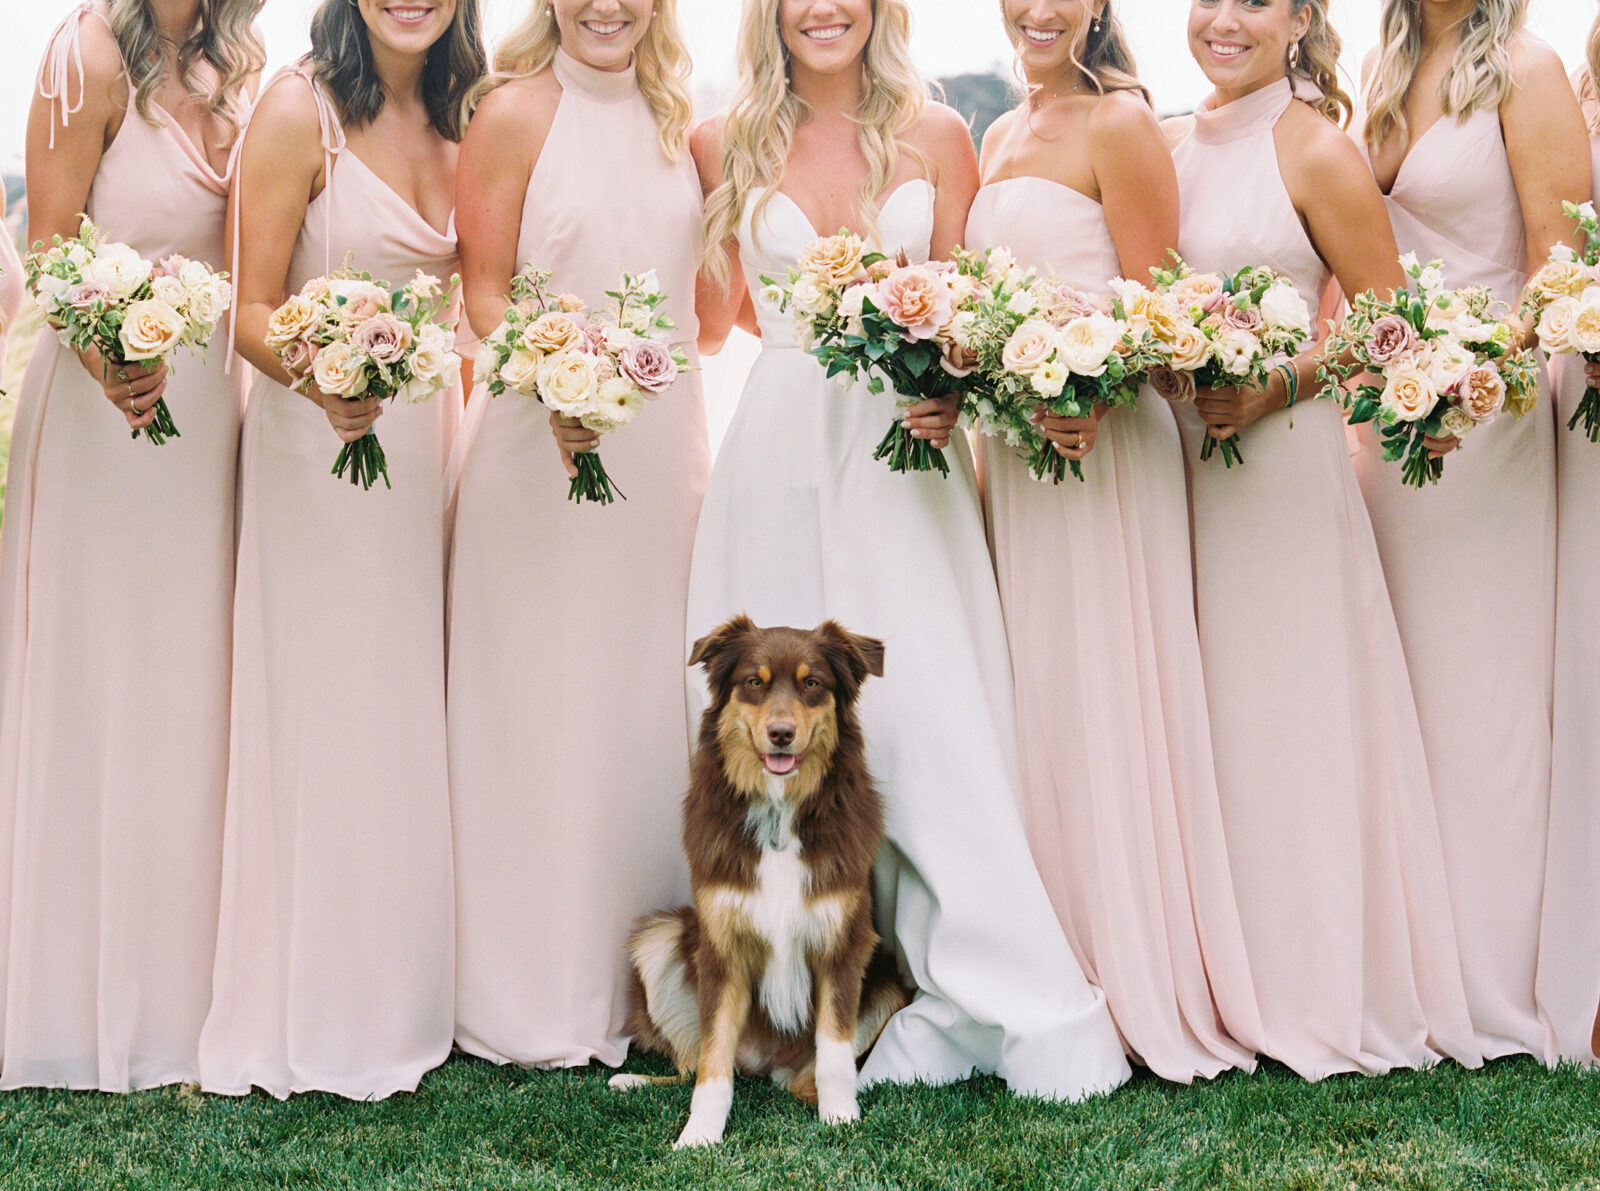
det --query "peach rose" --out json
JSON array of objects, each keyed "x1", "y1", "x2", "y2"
[
  {"x1": 1457, "y1": 363, "x2": 1505, "y2": 423},
  {"x1": 1168, "y1": 324, "x2": 1210, "y2": 371},
  {"x1": 1530, "y1": 258, "x2": 1588, "y2": 302},
  {"x1": 523, "y1": 312, "x2": 584, "y2": 353},
  {"x1": 875, "y1": 265, "x2": 953, "y2": 341},
  {"x1": 1378, "y1": 364, "x2": 1437, "y2": 423},
  {"x1": 797, "y1": 233, "x2": 865, "y2": 288},
  {"x1": 1002, "y1": 320, "x2": 1057, "y2": 376},
  {"x1": 118, "y1": 298, "x2": 186, "y2": 361},
  {"x1": 267, "y1": 295, "x2": 322, "y2": 350},
  {"x1": 557, "y1": 293, "x2": 586, "y2": 314},
  {"x1": 1170, "y1": 272, "x2": 1226, "y2": 315},
  {"x1": 311, "y1": 340, "x2": 369, "y2": 397}
]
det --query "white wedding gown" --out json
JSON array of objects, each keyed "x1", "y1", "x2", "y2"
[{"x1": 684, "y1": 179, "x2": 1130, "y2": 1100}]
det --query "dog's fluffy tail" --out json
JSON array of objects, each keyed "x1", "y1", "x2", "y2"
[{"x1": 621, "y1": 907, "x2": 703, "y2": 1074}]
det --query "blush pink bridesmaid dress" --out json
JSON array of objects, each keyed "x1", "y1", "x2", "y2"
[
  {"x1": 1171, "y1": 77, "x2": 1480, "y2": 1079},
  {"x1": 447, "y1": 50, "x2": 708, "y2": 1069},
  {"x1": 0, "y1": 229, "x2": 22, "y2": 363},
  {"x1": 197, "y1": 68, "x2": 459, "y2": 1100},
  {"x1": 0, "y1": 4, "x2": 244, "y2": 1090},
  {"x1": 1354, "y1": 105, "x2": 1554, "y2": 1061},
  {"x1": 964, "y1": 178, "x2": 1261, "y2": 1082},
  {"x1": 1533, "y1": 122, "x2": 1600, "y2": 1066}
]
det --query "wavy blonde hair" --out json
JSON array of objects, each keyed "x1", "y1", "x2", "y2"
[
  {"x1": 1363, "y1": 0, "x2": 1525, "y2": 151},
  {"x1": 1581, "y1": 7, "x2": 1600, "y2": 132},
  {"x1": 480, "y1": 0, "x2": 692, "y2": 159},
  {"x1": 1000, "y1": 0, "x2": 1148, "y2": 103},
  {"x1": 109, "y1": 0, "x2": 264, "y2": 146},
  {"x1": 701, "y1": 0, "x2": 929, "y2": 290},
  {"x1": 1290, "y1": 0, "x2": 1351, "y2": 127}
]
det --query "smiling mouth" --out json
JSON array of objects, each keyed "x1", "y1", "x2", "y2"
[
  {"x1": 582, "y1": 19, "x2": 629, "y2": 36},
  {"x1": 1207, "y1": 41, "x2": 1250, "y2": 59},
  {"x1": 384, "y1": 5, "x2": 433, "y2": 26},
  {"x1": 803, "y1": 24, "x2": 849, "y2": 43},
  {"x1": 1022, "y1": 26, "x2": 1064, "y2": 46}
]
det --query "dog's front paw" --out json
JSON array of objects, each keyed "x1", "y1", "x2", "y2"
[
  {"x1": 818, "y1": 1091, "x2": 860, "y2": 1126},
  {"x1": 673, "y1": 1121, "x2": 726, "y2": 1149},
  {"x1": 608, "y1": 1073, "x2": 652, "y2": 1093}
]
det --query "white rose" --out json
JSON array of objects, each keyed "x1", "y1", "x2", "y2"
[
  {"x1": 536, "y1": 349, "x2": 599, "y2": 415},
  {"x1": 790, "y1": 276, "x2": 827, "y2": 317},
  {"x1": 1214, "y1": 328, "x2": 1259, "y2": 377},
  {"x1": 499, "y1": 347, "x2": 544, "y2": 394},
  {"x1": 177, "y1": 259, "x2": 216, "y2": 293},
  {"x1": 1258, "y1": 282, "x2": 1311, "y2": 336},
  {"x1": 1441, "y1": 405, "x2": 1475, "y2": 439},
  {"x1": 409, "y1": 323, "x2": 454, "y2": 385},
  {"x1": 1569, "y1": 293, "x2": 1600, "y2": 354},
  {"x1": 150, "y1": 275, "x2": 188, "y2": 309},
  {"x1": 1378, "y1": 363, "x2": 1437, "y2": 422},
  {"x1": 1420, "y1": 340, "x2": 1474, "y2": 391},
  {"x1": 1537, "y1": 296, "x2": 1580, "y2": 352},
  {"x1": 186, "y1": 279, "x2": 230, "y2": 328},
  {"x1": 1006, "y1": 288, "x2": 1037, "y2": 317},
  {"x1": 117, "y1": 298, "x2": 186, "y2": 361},
  {"x1": 83, "y1": 242, "x2": 153, "y2": 300},
  {"x1": 1055, "y1": 312, "x2": 1121, "y2": 377}
]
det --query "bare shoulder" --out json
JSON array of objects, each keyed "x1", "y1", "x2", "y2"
[
  {"x1": 690, "y1": 114, "x2": 728, "y2": 189},
  {"x1": 468, "y1": 71, "x2": 561, "y2": 144},
  {"x1": 912, "y1": 99, "x2": 976, "y2": 154},
  {"x1": 1087, "y1": 89, "x2": 1161, "y2": 146},
  {"x1": 241, "y1": 72, "x2": 327, "y2": 173},
  {"x1": 1507, "y1": 33, "x2": 1568, "y2": 89},
  {"x1": 57, "y1": 7, "x2": 127, "y2": 104},
  {"x1": 1278, "y1": 103, "x2": 1377, "y2": 204}
]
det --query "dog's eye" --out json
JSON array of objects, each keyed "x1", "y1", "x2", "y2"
[
  {"x1": 802, "y1": 677, "x2": 821, "y2": 690},
  {"x1": 746, "y1": 676, "x2": 764, "y2": 689}
]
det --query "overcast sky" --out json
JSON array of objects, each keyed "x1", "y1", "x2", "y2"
[{"x1": 2, "y1": 0, "x2": 1595, "y2": 168}]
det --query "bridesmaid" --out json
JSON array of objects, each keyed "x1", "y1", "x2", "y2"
[
  {"x1": 686, "y1": 0, "x2": 1129, "y2": 1106},
  {"x1": 0, "y1": 0, "x2": 261, "y2": 1091},
  {"x1": 199, "y1": 0, "x2": 483, "y2": 1099},
  {"x1": 1357, "y1": 0, "x2": 1588, "y2": 1060},
  {"x1": 1535, "y1": 10, "x2": 1600, "y2": 1066},
  {"x1": 1171, "y1": 0, "x2": 1479, "y2": 1078},
  {"x1": 963, "y1": 0, "x2": 1260, "y2": 1082},
  {"x1": 448, "y1": 0, "x2": 708, "y2": 1068}
]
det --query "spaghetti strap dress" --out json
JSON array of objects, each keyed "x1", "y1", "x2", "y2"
[
  {"x1": 1355, "y1": 105, "x2": 1554, "y2": 1060},
  {"x1": 0, "y1": 3, "x2": 243, "y2": 1091},
  {"x1": 964, "y1": 177, "x2": 1262, "y2": 1082},
  {"x1": 447, "y1": 49, "x2": 709, "y2": 1069},
  {"x1": 1171, "y1": 78, "x2": 1480, "y2": 1079},
  {"x1": 197, "y1": 68, "x2": 460, "y2": 1100}
]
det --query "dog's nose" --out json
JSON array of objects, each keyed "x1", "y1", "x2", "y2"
[{"x1": 766, "y1": 721, "x2": 796, "y2": 749}]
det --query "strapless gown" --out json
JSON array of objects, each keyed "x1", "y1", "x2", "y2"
[{"x1": 684, "y1": 178, "x2": 1130, "y2": 1101}]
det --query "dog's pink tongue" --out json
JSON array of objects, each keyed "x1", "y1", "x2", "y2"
[{"x1": 763, "y1": 753, "x2": 799, "y2": 776}]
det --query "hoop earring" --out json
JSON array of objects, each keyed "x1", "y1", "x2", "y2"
[{"x1": 1288, "y1": 40, "x2": 1301, "y2": 69}]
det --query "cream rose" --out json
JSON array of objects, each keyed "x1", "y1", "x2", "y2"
[
  {"x1": 267, "y1": 296, "x2": 323, "y2": 349},
  {"x1": 1378, "y1": 364, "x2": 1437, "y2": 422},
  {"x1": 151, "y1": 275, "x2": 188, "y2": 310},
  {"x1": 536, "y1": 349, "x2": 599, "y2": 415},
  {"x1": 797, "y1": 233, "x2": 865, "y2": 288},
  {"x1": 1531, "y1": 258, "x2": 1588, "y2": 302},
  {"x1": 1441, "y1": 405, "x2": 1475, "y2": 439},
  {"x1": 1537, "y1": 297, "x2": 1579, "y2": 352},
  {"x1": 1258, "y1": 282, "x2": 1311, "y2": 336},
  {"x1": 186, "y1": 278, "x2": 231, "y2": 327},
  {"x1": 499, "y1": 347, "x2": 544, "y2": 393},
  {"x1": 1168, "y1": 325, "x2": 1210, "y2": 371},
  {"x1": 311, "y1": 340, "x2": 369, "y2": 397},
  {"x1": 1002, "y1": 320, "x2": 1057, "y2": 376},
  {"x1": 523, "y1": 312, "x2": 584, "y2": 353},
  {"x1": 1056, "y1": 312, "x2": 1120, "y2": 377},
  {"x1": 1420, "y1": 340, "x2": 1474, "y2": 392},
  {"x1": 84, "y1": 242, "x2": 153, "y2": 300},
  {"x1": 118, "y1": 298, "x2": 186, "y2": 361},
  {"x1": 1568, "y1": 297, "x2": 1600, "y2": 354}
]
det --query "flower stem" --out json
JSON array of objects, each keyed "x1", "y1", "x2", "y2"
[{"x1": 872, "y1": 421, "x2": 950, "y2": 476}]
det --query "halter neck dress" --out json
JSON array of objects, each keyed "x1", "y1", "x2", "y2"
[
  {"x1": 1534, "y1": 114, "x2": 1600, "y2": 1065},
  {"x1": 685, "y1": 176, "x2": 1130, "y2": 1101},
  {"x1": 0, "y1": 3, "x2": 244, "y2": 1091},
  {"x1": 447, "y1": 50, "x2": 709, "y2": 1069},
  {"x1": 964, "y1": 175, "x2": 1261, "y2": 1082},
  {"x1": 1356, "y1": 102, "x2": 1554, "y2": 1061},
  {"x1": 1171, "y1": 77, "x2": 1479, "y2": 1079},
  {"x1": 197, "y1": 67, "x2": 460, "y2": 1100}
]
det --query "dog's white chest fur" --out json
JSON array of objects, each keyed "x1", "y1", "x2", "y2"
[{"x1": 709, "y1": 780, "x2": 845, "y2": 1034}]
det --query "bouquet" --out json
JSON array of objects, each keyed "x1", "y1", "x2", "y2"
[
  {"x1": 762, "y1": 232, "x2": 973, "y2": 477},
  {"x1": 267, "y1": 268, "x2": 459, "y2": 490},
  {"x1": 26, "y1": 216, "x2": 232, "y2": 444},
  {"x1": 1321, "y1": 253, "x2": 1536, "y2": 487},
  {"x1": 1520, "y1": 200, "x2": 1600, "y2": 441},
  {"x1": 1142, "y1": 258, "x2": 1314, "y2": 466},
  {"x1": 476, "y1": 268, "x2": 689, "y2": 505},
  {"x1": 962, "y1": 247, "x2": 1162, "y2": 483}
]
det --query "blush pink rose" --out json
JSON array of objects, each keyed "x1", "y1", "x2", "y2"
[
  {"x1": 1222, "y1": 300, "x2": 1264, "y2": 335},
  {"x1": 350, "y1": 312, "x2": 415, "y2": 365},
  {"x1": 619, "y1": 339, "x2": 679, "y2": 394},
  {"x1": 875, "y1": 265, "x2": 954, "y2": 341},
  {"x1": 280, "y1": 336, "x2": 318, "y2": 379},
  {"x1": 1364, "y1": 314, "x2": 1418, "y2": 367},
  {"x1": 1457, "y1": 362, "x2": 1506, "y2": 423},
  {"x1": 67, "y1": 281, "x2": 111, "y2": 310}
]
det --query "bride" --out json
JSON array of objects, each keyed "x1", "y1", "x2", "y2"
[{"x1": 685, "y1": 0, "x2": 1130, "y2": 1108}]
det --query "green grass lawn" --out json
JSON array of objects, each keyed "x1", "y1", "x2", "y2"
[{"x1": 1, "y1": 1053, "x2": 1597, "y2": 1189}]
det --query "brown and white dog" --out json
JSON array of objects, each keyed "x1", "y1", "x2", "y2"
[{"x1": 607, "y1": 615, "x2": 908, "y2": 1148}]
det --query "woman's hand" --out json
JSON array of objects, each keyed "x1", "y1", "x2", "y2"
[
  {"x1": 77, "y1": 343, "x2": 166, "y2": 431},
  {"x1": 1194, "y1": 377, "x2": 1279, "y2": 441},
  {"x1": 1584, "y1": 358, "x2": 1600, "y2": 390},
  {"x1": 318, "y1": 389, "x2": 383, "y2": 443},
  {"x1": 902, "y1": 395, "x2": 958, "y2": 449},
  {"x1": 1422, "y1": 431, "x2": 1460, "y2": 459},
  {"x1": 550, "y1": 409, "x2": 598, "y2": 479},
  {"x1": 1034, "y1": 403, "x2": 1104, "y2": 461}
]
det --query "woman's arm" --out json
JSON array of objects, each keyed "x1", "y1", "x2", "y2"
[
  {"x1": 1503, "y1": 38, "x2": 1591, "y2": 287},
  {"x1": 924, "y1": 101, "x2": 979, "y2": 261},
  {"x1": 456, "y1": 76, "x2": 557, "y2": 341},
  {"x1": 691, "y1": 116, "x2": 747, "y2": 356},
  {"x1": 1093, "y1": 90, "x2": 1179, "y2": 284}
]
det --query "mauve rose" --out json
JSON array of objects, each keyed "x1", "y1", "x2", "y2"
[
  {"x1": 1365, "y1": 314, "x2": 1418, "y2": 367},
  {"x1": 876, "y1": 265, "x2": 954, "y2": 341},
  {"x1": 1148, "y1": 364, "x2": 1196, "y2": 403},
  {"x1": 351, "y1": 312, "x2": 414, "y2": 365},
  {"x1": 619, "y1": 339, "x2": 679, "y2": 393},
  {"x1": 280, "y1": 336, "x2": 317, "y2": 378},
  {"x1": 940, "y1": 337, "x2": 979, "y2": 378},
  {"x1": 67, "y1": 281, "x2": 111, "y2": 310},
  {"x1": 1221, "y1": 300, "x2": 1264, "y2": 335}
]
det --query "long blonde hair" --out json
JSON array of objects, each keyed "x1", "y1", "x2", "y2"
[
  {"x1": 1000, "y1": 0, "x2": 1148, "y2": 103},
  {"x1": 110, "y1": 0, "x2": 264, "y2": 146},
  {"x1": 1290, "y1": 0, "x2": 1351, "y2": 127},
  {"x1": 1363, "y1": 0, "x2": 1526, "y2": 151},
  {"x1": 1581, "y1": 6, "x2": 1600, "y2": 132},
  {"x1": 701, "y1": 0, "x2": 929, "y2": 290},
  {"x1": 482, "y1": 0, "x2": 692, "y2": 160}
]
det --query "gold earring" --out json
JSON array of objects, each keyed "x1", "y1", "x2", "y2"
[{"x1": 1288, "y1": 40, "x2": 1301, "y2": 68}]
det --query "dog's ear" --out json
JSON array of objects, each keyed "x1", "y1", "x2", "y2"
[
  {"x1": 815, "y1": 620, "x2": 886, "y2": 689},
  {"x1": 689, "y1": 614, "x2": 757, "y2": 697}
]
